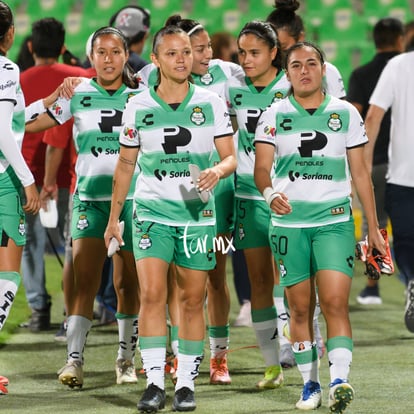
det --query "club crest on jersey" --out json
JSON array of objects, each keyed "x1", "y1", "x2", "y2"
[
  {"x1": 273, "y1": 91, "x2": 284, "y2": 102},
  {"x1": 76, "y1": 214, "x2": 89, "y2": 230},
  {"x1": 51, "y1": 102, "x2": 63, "y2": 116},
  {"x1": 191, "y1": 106, "x2": 206, "y2": 125},
  {"x1": 18, "y1": 218, "x2": 25, "y2": 236},
  {"x1": 327, "y1": 113, "x2": 342, "y2": 131},
  {"x1": 200, "y1": 72, "x2": 213, "y2": 85},
  {"x1": 138, "y1": 234, "x2": 152, "y2": 250}
]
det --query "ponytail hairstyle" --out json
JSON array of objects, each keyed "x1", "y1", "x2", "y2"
[
  {"x1": 238, "y1": 20, "x2": 282, "y2": 70},
  {"x1": 164, "y1": 14, "x2": 205, "y2": 38},
  {"x1": 91, "y1": 26, "x2": 139, "y2": 89},
  {"x1": 152, "y1": 24, "x2": 192, "y2": 85},
  {"x1": 0, "y1": 1, "x2": 13, "y2": 54},
  {"x1": 266, "y1": 0, "x2": 304, "y2": 43}
]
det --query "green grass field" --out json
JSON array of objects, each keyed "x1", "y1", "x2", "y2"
[{"x1": 0, "y1": 254, "x2": 413, "y2": 413}]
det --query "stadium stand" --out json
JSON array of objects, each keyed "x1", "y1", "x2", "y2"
[{"x1": 7, "y1": 0, "x2": 414, "y2": 88}]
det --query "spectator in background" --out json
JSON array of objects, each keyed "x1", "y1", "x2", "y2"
[
  {"x1": 211, "y1": 31, "x2": 238, "y2": 63},
  {"x1": 365, "y1": 47, "x2": 414, "y2": 334},
  {"x1": 19, "y1": 17, "x2": 91, "y2": 332},
  {"x1": 109, "y1": 5, "x2": 150, "y2": 72},
  {"x1": 347, "y1": 17, "x2": 404, "y2": 305},
  {"x1": 15, "y1": 35, "x2": 34, "y2": 71},
  {"x1": 404, "y1": 20, "x2": 414, "y2": 51}
]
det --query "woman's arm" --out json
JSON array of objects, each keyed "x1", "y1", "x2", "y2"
[
  {"x1": 348, "y1": 145, "x2": 386, "y2": 255},
  {"x1": 254, "y1": 142, "x2": 291, "y2": 215},
  {"x1": 104, "y1": 145, "x2": 139, "y2": 248},
  {"x1": 25, "y1": 112, "x2": 58, "y2": 133}
]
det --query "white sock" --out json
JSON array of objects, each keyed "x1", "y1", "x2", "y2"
[
  {"x1": 66, "y1": 315, "x2": 92, "y2": 364},
  {"x1": 116, "y1": 315, "x2": 138, "y2": 361}
]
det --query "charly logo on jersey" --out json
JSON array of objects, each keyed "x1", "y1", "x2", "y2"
[
  {"x1": 191, "y1": 106, "x2": 206, "y2": 126},
  {"x1": 138, "y1": 234, "x2": 152, "y2": 250},
  {"x1": 18, "y1": 218, "x2": 25, "y2": 236},
  {"x1": 76, "y1": 214, "x2": 89, "y2": 230},
  {"x1": 327, "y1": 113, "x2": 342, "y2": 131},
  {"x1": 200, "y1": 72, "x2": 213, "y2": 85},
  {"x1": 51, "y1": 102, "x2": 63, "y2": 116}
]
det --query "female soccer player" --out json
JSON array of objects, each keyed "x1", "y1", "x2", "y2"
[
  {"x1": 254, "y1": 41, "x2": 386, "y2": 413},
  {"x1": 0, "y1": 0, "x2": 40, "y2": 395},
  {"x1": 225, "y1": 20, "x2": 290, "y2": 388},
  {"x1": 104, "y1": 25, "x2": 236, "y2": 412},
  {"x1": 25, "y1": 26, "x2": 141, "y2": 389},
  {"x1": 139, "y1": 14, "x2": 244, "y2": 385}
]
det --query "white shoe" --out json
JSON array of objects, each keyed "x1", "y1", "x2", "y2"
[
  {"x1": 328, "y1": 378, "x2": 354, "y2": 413},
  {"x1": 296, "y1": 380, "x2": 322, "y2": 410},
  {"x1": 58, "y1": 360, "x2": 83, "y2": 389},
  {"x1": 233, "y1": 300, "x2": 252, "y2": 327},
  {"x1": 115, "y1": 359, "x2": 137, "y2": 384}
]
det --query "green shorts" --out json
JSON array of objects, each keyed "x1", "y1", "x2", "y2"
[
  {"x1": 270, "y1": 219, "x2": 355, "y2": 287},
  {"x1": 214, "y1": 175, "x2": 235, "y2": 235},
  {"x1": 71, "y1": 193, "x2": 133, "y2": 252},
  {"x1": 132, "y1": 219, "x2": 217, "y2": 271},
  {"x1": 234, "y1": 197, "x2": 271, "y2": 249},
  {"x1": 0, "y1": 169, "x2": 26, "y2": 246}
]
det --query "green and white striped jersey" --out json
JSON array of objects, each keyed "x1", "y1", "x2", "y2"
[
  {"x1": 119, "y1": 83, "x2": 233, "y2": 226},
  {"x1": 48, "y1": 78, "x2": 141, "y2": 201},
  {"x1": 0, "y1": 56, "x2": 25, "y2": 170},
  {"x1": 255, "y1": 94, "x2": 367, "y2": 227},
  {"x1": 226, "y1": 72, "x2": 290, "y2": 199}
]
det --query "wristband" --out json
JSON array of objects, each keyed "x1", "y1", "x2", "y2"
[{"x1": 263, "y1": 186, "x2": 281, "y2": 206}]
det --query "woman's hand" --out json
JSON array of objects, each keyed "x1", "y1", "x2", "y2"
[{"x1": 22, "y1": 183, "x2": 40, "y2": 214}]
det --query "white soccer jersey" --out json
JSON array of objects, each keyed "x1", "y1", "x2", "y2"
[
  {"x1": 255, "y1": 94, "x2": 367, "y2": 227},
  {"x1": 0, "y1": 56, "x2": 25, "y2": 170},
  {"x1": 226, "y1": 72, "x2": 290, "y2": 199},
  {"x1": 369, "y1": 51, "x2": 414, "y2": 187},
  {"x1": 48, "y1": 78, "x2": 141, "y2": 201},
  {"x1": 119, "y1": 83, "x2": 233, "y2": 226},
  {"x1": 324, "y1": 61, "x2": 346, "y2": 99}
]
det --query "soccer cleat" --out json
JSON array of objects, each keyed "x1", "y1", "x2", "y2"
[
  {"x1": 115, "y1": 359, "x2": 138, "y2": 385},
  {"x1": 172, "y1": 386, "x2": 196, "y2": 412},
  {"x1": 328, "y1": 378, "x2": 354, "y2": 413},
  {"x1": 295, "y1": 380, "x2": 322, "y2": 410},
  {"x1": 210, "y1": 357, "x2": 232, "y2": 385},
  {"x1": 0, "y1": 376, "x2": 8, "y2": 395},
  {"x1": 256, "y1": 365, "x2": 284, "y2": 389},
  {"x1": 404, "y1": 280, "x2": 414, "y2": 333},
  {"x1": 137, "y1": 383, "x2": 166, "y2": 413},
  {"x1": 355, "y1": 229, "x2": 394, "y2": 280},
  {"x1": 279, "y1": 343, "x2": 296, "y2": 368},
  {"x1": 57, "y1": 360, "x2": 83, "y2": 389}
]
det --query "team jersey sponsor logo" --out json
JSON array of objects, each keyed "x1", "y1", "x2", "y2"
[
  {"x1": 327, "y1": 113, "x2": 342, "y2": 131},
  {"x1": 190, "y1": 106, "x2": 206, "y2": 126},
  {"x1": 0, "y1": 79, "x2": 16, "y2": 90},
  {"x1": 51, "y1": 102, "x2": 63, "y2": 116},
  {"x1": 200, "y1": 72, "x2": 213, "y2": 85},
  {"x1": 264, "y1": 125, "x2": 276, "y2": 136},
  {"x1": 288, "y1": 170, "x2": 333, "y2": 182},
  {"x1": 122, "y1": 126, "x2": 137, "y2": 140},
  {"x1": 90, "y1": 146, "x2": 119, "y2": 157}
]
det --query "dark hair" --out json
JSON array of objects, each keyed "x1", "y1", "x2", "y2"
[
  {"x1": 373, "y1": 17, "x2": 404, "y2": 49},
  {"x1": 164, "y1": 14, "x2": 205, "y2": 37},
  {"x1": 238, "y1": 20, "x2": 282, "y2": 69},
  {"x1": 0, "y1": 1, "x2": 13, "y2": 45},
  {"x1": 283, "y1": 41, "x2": 325, "y2": 70},
  {"x1": 16, "y1": 35, "x2": 34, "y2": 71},
  {"x1": 266, "y1": 0, "x2": 304, "y2": 42},
  {"x1": 405, "y1": 20, "x2": 414, "y2": 51},
  {"x1": 31, "y1": 18, "x2": 65, "y2": 58},
  {"x1": 91, "y1": 26, "x2": 139, "y2": 89}
]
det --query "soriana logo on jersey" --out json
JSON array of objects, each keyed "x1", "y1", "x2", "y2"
[{"x1": 51, "y1": 102, "x2": 63, "y2": 116}]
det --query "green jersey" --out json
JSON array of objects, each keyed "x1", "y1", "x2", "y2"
[
  {"x1": 255, "y1": 94, "x2": 367, "y2": 227},
  {"x1": 48, "y1": 78, "x2": 141, "y2": 201},
  {"x1": 119, "y1": 83, "x2": 233, "y2": 226}
]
